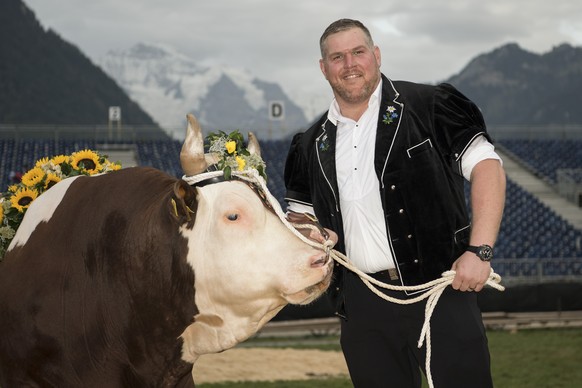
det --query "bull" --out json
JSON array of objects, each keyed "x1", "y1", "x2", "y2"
[{"x1": 0, "y1": 115, "x2": 333, "y2": 387}]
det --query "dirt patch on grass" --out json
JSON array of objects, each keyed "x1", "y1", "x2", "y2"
[{"x1": 193, "y1": 348, "x2": 349, "y2": 383}]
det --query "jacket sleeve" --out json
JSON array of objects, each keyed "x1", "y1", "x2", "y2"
[
  {"x1": 284, "y1": 132, "x2": 313, "y2": 207},
  {"x1": 433, "y1": 83, "x2": 492, "y2": 174}
]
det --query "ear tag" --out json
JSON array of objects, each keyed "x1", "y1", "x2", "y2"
[{"x1": 171, "y1": 198, "x2": 179, "y2": 217}]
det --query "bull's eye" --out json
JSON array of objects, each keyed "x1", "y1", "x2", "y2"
[{"x1": 226, "y1": 213, "x2": 239, "y2": 221}]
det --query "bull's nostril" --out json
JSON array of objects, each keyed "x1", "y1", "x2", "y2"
[{"x1": 311, "y1": 253, "x2": 329, "y2": 268}]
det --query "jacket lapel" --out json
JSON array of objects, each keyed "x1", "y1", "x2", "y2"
[
  {"x1": 315, "y1": 118, "x2": 340, "y2": 205},
  {"x1": 375, "y1": 76, "x2": 404, "y2": 180}
]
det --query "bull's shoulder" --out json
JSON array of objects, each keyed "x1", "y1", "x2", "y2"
[{"x1": 7, "y1": 175, "x2": 82, "y2": 250}]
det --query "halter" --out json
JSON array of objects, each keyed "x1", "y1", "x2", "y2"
[
  {"x1": 183, "y1": 168, "x2": 332, "y2": 257},
  {"x1": 183, "y1": 169, "x2": 276, "y2": 215}
]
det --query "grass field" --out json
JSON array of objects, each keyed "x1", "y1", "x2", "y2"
[{"x1": 198, "y1": 327, "x2": 582, "y2": 388}]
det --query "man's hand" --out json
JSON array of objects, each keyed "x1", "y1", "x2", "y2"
[
  {"x1": 286, "y1": 211, "x2": 338, "y2": 246},
  {"x1": 451, "y1": 252, "x2": 491, "y2": 292}
]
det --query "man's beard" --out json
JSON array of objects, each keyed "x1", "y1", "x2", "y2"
[{"x1": 330, "y1": 73, "x2": 380, "y2": 105}]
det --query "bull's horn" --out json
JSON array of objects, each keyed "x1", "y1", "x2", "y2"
[
  {"x1": 247, "y1": 132, "x2": 261, "y2": 157},
  {"x1": 180, "y1": 114, "x2": 208, "y2": 176}
]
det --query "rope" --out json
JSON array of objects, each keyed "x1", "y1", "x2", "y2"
[
  {"x1": 183, "y1": 169, "x2": 505, "y2": 388},
  {"x1": 291, "y1": 223, "x2": 505, "y2": 388}
]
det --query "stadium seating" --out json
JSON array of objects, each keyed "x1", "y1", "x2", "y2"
[
  {"x1": 499, "y1": 139, "x2": 582, "y2": 184},
  {"x1": 1, "y1": 138, "x2": 581, "y2": 279}
]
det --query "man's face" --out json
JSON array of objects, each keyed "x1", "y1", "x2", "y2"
[{"x1": 319, "y1": 28, "x2": 381, "y2": 106}]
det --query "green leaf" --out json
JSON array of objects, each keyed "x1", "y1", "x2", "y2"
[
  {"x1": 224, "y1": 166, "x2": 232, "y2": 180},
  {"x1": 257, "y1": 165, "x2": 267, "y2": 181}
]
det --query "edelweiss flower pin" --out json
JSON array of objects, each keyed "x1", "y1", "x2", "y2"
[{"x1": 382, "y1": 105, "x2": 399, "y2": 125}]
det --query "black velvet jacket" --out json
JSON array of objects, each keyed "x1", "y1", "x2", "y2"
[{"x1": 284, "y1": 75, "x2": 491, "y2": 312}]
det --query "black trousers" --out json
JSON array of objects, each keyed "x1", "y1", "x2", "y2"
[{"x1": 340, "y1": 270, "x2": 493, "y2": 388}]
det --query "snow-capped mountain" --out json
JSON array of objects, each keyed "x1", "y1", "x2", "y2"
[{"x1": 98, "y1": 43, "x2": 308, "y2": 140}]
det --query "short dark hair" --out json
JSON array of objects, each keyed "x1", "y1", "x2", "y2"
[{"x1": 319, "y1": 19, "x2": 374, "y2": 57}]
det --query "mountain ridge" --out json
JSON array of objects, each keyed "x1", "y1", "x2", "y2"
[
  {"x1": 0, "y1": 0, "x2": 162, "y2": 131},
  {"x1": 3, "y1": 0, "x2": 582, "y2": 138},
  {"x1": 445, "y1": 42, "x2": 582, "y2": 125},
  {"x1": 98, "y1": 43, "x2": 309, "y2": 140}
]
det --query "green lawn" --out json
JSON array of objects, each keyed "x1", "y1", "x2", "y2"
[
  {"x1": 198, "y1": 328, "x2": 582, "y2": 388},
  {"x1": 489, "y1": 328, "x2": 582, "y2": 388}
]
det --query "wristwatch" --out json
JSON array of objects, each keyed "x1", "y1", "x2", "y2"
[{"x1": 466, "y1": 244, "x2": 493, "y2": 261}]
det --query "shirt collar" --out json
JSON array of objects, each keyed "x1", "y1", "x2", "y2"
[{"x1": 327, "y1": 79, "x2": 383, "y2": 125}]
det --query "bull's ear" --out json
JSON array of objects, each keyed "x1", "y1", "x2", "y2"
[
  {"x1": 247, "y1": 132, "x2": 261, "y2": 157},
  {"x1": 170, "y1": 180, "x2": 198, "y2": 225}
]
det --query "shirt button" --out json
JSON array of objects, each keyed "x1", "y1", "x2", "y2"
[
  {"x1": 407, "y1": 234, "x2": 413, "y2": 239},
  {"x1": 414, "y1": 259, "x2": 419, "y2": 264},
  {"x1": 391, "y1": 185, "x2": 396, "y2": 190},
  {"x1": 399, "y1": 209, "x2": 404, "y2": 214}
]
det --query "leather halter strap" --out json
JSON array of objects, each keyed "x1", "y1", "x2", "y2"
[{"x1": 190, "y1": 174, "x2": 276, "y2": 215}]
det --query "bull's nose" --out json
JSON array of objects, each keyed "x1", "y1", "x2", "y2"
[{"x1": 310, "y1": 251, "x2": 329, "y2": 268}]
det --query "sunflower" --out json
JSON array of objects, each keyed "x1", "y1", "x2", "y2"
[
  {"x1": 21, "y1": 167, "x2": 45, "y2": 187},
  {"x1": 35, "y1": 157, "x2": 50, "y2": 168},
  {"x1": 44, "y1": 173, "x2": 62, "y2": 190},
  {"x1": 71, "y1": 149, "x2": 102, "y2": 174},
  {"x1": 0, "y1": 203, "x2": 4, "y2": 222},
  {"x1": 10, "y1": 187, "x2": 39, "y2": 213},
  {"x1": 51, "y1": 155, "x2": 70, "y2": 165}
]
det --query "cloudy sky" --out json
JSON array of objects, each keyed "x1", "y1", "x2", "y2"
[{"x1": 25, "y1": 0, "x2": 582, "y2": 118}]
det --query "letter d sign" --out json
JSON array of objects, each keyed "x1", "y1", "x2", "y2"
[{"x1": 269, "y1": 101, "x2": 285, "y2": 121}]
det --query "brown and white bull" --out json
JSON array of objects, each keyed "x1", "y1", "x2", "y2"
[{"x1": 0, "y1": 115, "x2": 333, "y2": 387}]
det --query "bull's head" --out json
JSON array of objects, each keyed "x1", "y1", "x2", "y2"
[{"x1": 177, "y1": 114, "x2": 333, "y2": 363}]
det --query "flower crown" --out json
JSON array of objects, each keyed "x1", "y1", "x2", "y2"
[
  {"x1": 206, "y1": 130, "x2": 267, "y2": 181},
  {"x1": 0, "y1": 149, "x2": 122, "y2": 259}
]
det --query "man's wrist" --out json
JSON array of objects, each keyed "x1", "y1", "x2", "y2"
[{"x1": 466, "y1": 244, "x2": 493, "y2": 261}]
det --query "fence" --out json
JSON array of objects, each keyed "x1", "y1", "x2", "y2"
[
  {"x1": 494, "y1": 258, "x2": 582, "y2": 286},
  {"x1": 488, "y1": 124, "x2": 582, "y2": 140}
]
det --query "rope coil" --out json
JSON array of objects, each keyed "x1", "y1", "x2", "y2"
[{"x1": 292, "y1": 223, "x2": 505, "y2": 388}]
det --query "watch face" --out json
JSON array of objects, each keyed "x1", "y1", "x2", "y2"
[{"x1": 479, "y1": 245, "x2": 493, "y2": 261}]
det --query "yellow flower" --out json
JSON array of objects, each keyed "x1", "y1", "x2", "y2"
[
  {"x1": 21, "y1": 167, "x2": 45, "y2": 187},
  {"x1": 71, "y1": 149, "x2": 102, "y2": 174},
  {"x1": 8, "y1": 185, "x2": 18, "y2": 193},
  {"x1": 35, "y1": 157, "x2": 50, "y2": 168},
  {"x1": 0, "y1": 203, "x2": 3, "y2": 222},
  {"x1": 101, "y1": 158, "x2": 121, "y2": 171},
  {"x1": 225, "y1": 141, "x2": 236, "y2": 154},
  {"x1": 51, "y1": 155, "x2": 69, "y2": 165},
  {"x1": 44, "y1": 173, "x2": 62, "y2": 189},
  {"x1": 235, "y1": 156, "x2": 246, "y2": 171},
  {"x1": 10, "y1": 187, "x2": 39, "y2": 212}
]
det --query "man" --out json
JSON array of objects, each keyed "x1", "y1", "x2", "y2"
[{"x1": 284, "y1": 19, "x2": 506, "y2": 387}]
